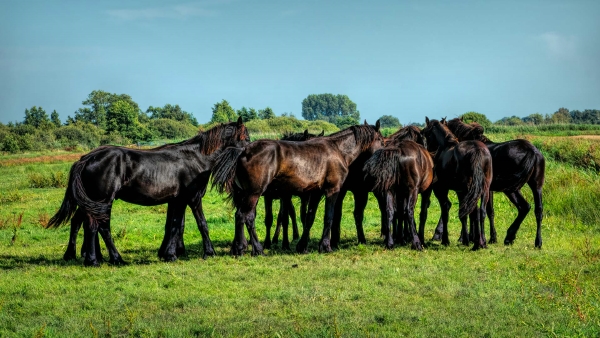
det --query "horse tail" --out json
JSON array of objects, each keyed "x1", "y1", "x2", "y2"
[
  {"x1": 211, "y1": 147, "x2": 244, "y2": 194},
  {"x1": 70, "y1": 159, "x2": 111, "y2": 224},
  {"x1": 46, "y1": 162, "x2": 80, "y2": 228},
  {"x1": 363, "y1": 148, "x2": 402, "y2": 193},
  {"x1": 460, "y1": 147, "x2": 490, "y2": 218}
]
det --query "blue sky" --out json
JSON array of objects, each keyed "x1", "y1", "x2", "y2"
[{"x1": 1, "y1": 0, "x2": 599, "y2": 125}]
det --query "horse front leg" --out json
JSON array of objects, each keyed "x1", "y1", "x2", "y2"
[
  {"x1": 353, "y1": 189, "x2": 369, "y2": 246},
  {"x1": 296, "y1": 192, "x2": 322, "y2": 254},
  {"x1": 279, "y1": 196, "x2": 292, "y2": 251},
  {"x1": 486, "y1": 192, "x2": 497, "y2": 243},
  {"x1": 158, "y1": 202, "x2": 186, "y2": 262},
  {"x1": 319, "y1": 192, "x2": 340, "y2": 253},
  {"x1": 263, "y1": 196, "x2": 274, "y2": 249},
  {"x1": 375, "y1": 191, "x2": 394, "y2": 249},
  {"x1": 287, "y1": 197, "x2": 300, "y2": 240},
  {"x1": 418, "y1": 186, "x2": 432, "y2": 244},
  {"x1": 190, "y1": 198, "x2": 215, "y2": 259},
  {"x1": 330, "y1": 189, "x2": 347, "y2": 249},
  {"x1": 433, "y1": 187, "x2": 451, "y2": 246},
  {"x1": 503, "y1": 191, "x2": 531, "y2": 246}
]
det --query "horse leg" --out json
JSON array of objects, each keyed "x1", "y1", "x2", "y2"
[
  {"x1": 353, "y1": 190, "x2": 369, "y2": 245},
  {"x1": 418, "y1": 186, "x2": 432, "y2": 244},
  {"x1": 288, "y1": 197, "x2": 299, "y2": 240},
  {"x1": 158, "y1": 202, "x2": 186, "y2": 261},
  {"x1": 175, "y1": 212, "x2": 186, "y2": 258},
  {"x1": 190, "y1": 199, "x2": 215, "y2": 259},
  {"x1": 97, "y1": 215, "x2": 126, "y2": 265},
  {"x1": 296, "y1": 192, "x2": 322, "y2": 254},
  {"x1": 375, "y1": 191, "x2": 394, "y2": 249},
  {"x1": 503, "y1": 191, "x2": 531, "y2": 246},
  {"x1": 319, "y1": 192, "x2": 340, "y2": 253},
  {"x1": 263, "y1": 197, "x2": 274, "y2": 249},
  {"x1": 243, "y1": 197, "x2": 264, "y2": 256},
  {"x1": 406, "y1": 188, "x2": 423, "y2": 251},
  {"x1": 65, "y1": 208, "x2": 84, "y2": 261},
  {"x1": 487, "y1": 192, "x2": 497, "y2": 244},
  {"x1": 331, "y1": 189, "x2": 347, "y2": 249},
  {"x1": 82, "y1": 216, "x2": 101, "y2": 267},
  {"x1": 531, "y1": 183, "x2": 543, "y2": 248},
  {"x1": 280, "y1": 198, "x2": 291, "y2": 251},
  {"x1": 433, "y1": 187, "x2": 451, "y2": 246}
]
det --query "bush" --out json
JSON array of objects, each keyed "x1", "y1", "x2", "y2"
[
  {"x1": 147, "y1": 119, "x2": 198, "y2": 140},
  {"x1": 0, "y1": 131, "x2": 20, "y2": 153},
  {"x1": 28, "y1": 171, "x2": 69, "y2": 188},
  {"x1": 54, "y1": 123, "x2": 102, "y2": 149}
]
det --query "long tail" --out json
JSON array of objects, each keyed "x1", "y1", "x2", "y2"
[
  {"x1": 211, "y1": 147, "x2": 244, "y2": 195},
  {"x1": 460, "y1": 148, "x2": 490, "y2": 218},
  {"x1": 363, "y1": 149, "x2": 403, "y2": 193},
  {"x1": 46, "y1": 162, "x2": 80, "y2": 228}
]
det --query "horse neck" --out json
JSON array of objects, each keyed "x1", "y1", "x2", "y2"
[
  {"x1": 182, "y1": 131, "x2": 223, "y2": 156},
  {"x1": 330, "y1": 129, "x2": 368, "y2": 166},
  {"x1": 432, "y1": 126, "x2": 458, "y2": 152}
]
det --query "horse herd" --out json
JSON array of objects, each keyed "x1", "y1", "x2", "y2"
[{"x1": 47, "y1": 116, "x2": 545, "y2": 266}]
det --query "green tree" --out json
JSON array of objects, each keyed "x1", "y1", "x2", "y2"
[
  {"x1": 23, "y1": 106, "x2": 51, "y2": 129},
  {"x1": 237, "y1": 107, "x2": 258, "y2": 122},
  {"x1": 301, "y1": 94, "x2": 360, "y2": 127},
  {"x1": 50, "y1": 110, "x2": 61, "y2": 127},
  {"x1": 523, "y1": 113, "x2": 544, "y2": 125},
  {"x1": 258, "y1": 107, "x2": 276, "y2": 120},
  {"x1": 378, "y1": 115, "x2": 401, "y2": 128},
  {"x1": 550, "y1": 107, "x2": 571, "y2": 124},
  {"x1": 146, "y1": 104, "x2": 198, "y2": 125},
  {"x1": 210, "y1": 99, "x2": 237, "y2": 124},
  {"x1": 74, "y1": 90, "x2": 141, "y2": 129},
  {"x1": 106, "y1": 100, "x2": 146, "y2": 142},
  {"x1": 461, "y1": 112, "x2": 492, "y2": 129},
  {"x1": 496, "y1": 116, "x2": 524, "y2": 126}
]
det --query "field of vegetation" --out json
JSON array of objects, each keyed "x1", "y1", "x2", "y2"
[{"x1": 1, "y1": 130, "x2": 599, "y2": 337}]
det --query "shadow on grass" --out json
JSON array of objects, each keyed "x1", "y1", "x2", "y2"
[{"x1": 0, "y1": 254, "x2": 80, "y2": 270}]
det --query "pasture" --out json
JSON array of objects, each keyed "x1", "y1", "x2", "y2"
[{"x1": 0, "y1": 134, "x2": 599, "y2": 337}]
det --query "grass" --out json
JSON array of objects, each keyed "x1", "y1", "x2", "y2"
[{"x1": 0, "y1": 144, "x2": 599, "y2": 337}]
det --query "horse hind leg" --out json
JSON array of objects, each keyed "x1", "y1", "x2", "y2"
[
  {"x1": 158, "y1": 202, "x2": 186, "y2": 262},
  {"x1": 503, "y1": 191, "x2": 531, "y2": 246},
  {"x1": 532, "y1": 185, "x2": 543, "y2": 248},
  {"x1": 486, "y1": 192, "x2": 497, "y2": 243},
  {"x1": 64, "y1": 208, "x2": 84, "y2": 261},
  {"x1": 97, "y1": 216, "x2": 126, "y2": 265},
  {"x1": 406, "y1": 188, "x2": 423, "y2": 251},
  {"x1": 296, "y1": 192, "x2": 322, "y2": 254},
  {"x1": 263, "y1": 197, "x2": 274, "y2": 249},
  {"x1": 190, "y1": 199, "x2": 215, "y2": 259}
]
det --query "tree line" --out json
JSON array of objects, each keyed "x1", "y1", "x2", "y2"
[{"x1": 1, "y1": 89, "x2": 597, "y2": 154}]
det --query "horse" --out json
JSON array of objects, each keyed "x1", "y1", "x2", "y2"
[
  {"x1": 263, "y1": 129, "x2": 324, "y2": 250},
  {"x1": 211, "y1": 122, "x2": 383, "y2": 256},
  {"x1": 432, "y1": 117, "x2": 545, "y2": 248},
  {"x1": 363, "y1": 128, "x2": 434, "y2": 250},
  {"x1": 421, "y1": 118, "x2": 493, "y2": 250},
  {"x1": 47, "y1": 117, "x2": 250, "y2": 266}
]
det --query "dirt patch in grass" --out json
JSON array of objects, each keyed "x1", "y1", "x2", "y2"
[
  {"x1": 568, "y1": 135, "x2": 600, "y2": 140},
  {"x1": 0, "y1": 153, "x2": 84, "y2": 167}
]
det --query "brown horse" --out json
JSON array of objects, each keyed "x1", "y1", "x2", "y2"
[
  {"x1": 437, "y1": 117, "x2": 545, "y2": 247},
  {"x1": 47, "y1": 118, "x2": 250, "y2": 266},
  {"x1": 263, "y1": 129, "x2": 324, "y2": 250},
  {"x1": 364, "y1": 126, "x2": 434, "y2": 250},
  {"x1": 421, "y1": 118, "x2": 493, "y2": 250},
  {"x1": 211, "y1": 122, "x2": 383, "y2": 255}
]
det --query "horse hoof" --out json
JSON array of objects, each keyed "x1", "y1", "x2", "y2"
[
  {"x1": 535, "y1": 239, "x2": 542, "y2": 249},
  {"x1": 263, "y1": 241, "x2": 272, "y2": 250},
  {"x1": 84, "y1": 260, "x2": 100, "y2": 267},
  {"x1": 431, "y1": 233, "x2": 443, "y2": 241},
  {"x1": 161, "y1": 254, "x2": 177, "y2": 262},
  {"x1": 203, "y1": 249, "x2": 215, "y2": 259},
  {"x1": 109, "y1": 258, "x2": 128, "y2": 266},
  {"x1": 504, "y1": 238, "x2": 514, "y2": 246},
  {"x1": 318, "y1": 244, "x2": 333, "y2": 253},
  {"x1": 282, "y1": 243, "x2": 291, "y2": 251},
  {"x1": 63, "y1": 252, "x2": 77, "y2": 261},
  {"x1": 488, "y1": 237, "x2": 497, "y2": 244}
]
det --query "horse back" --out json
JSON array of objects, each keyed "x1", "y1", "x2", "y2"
[{"x1": 487, "y1": 139, "x2": 543, "y2": 191}]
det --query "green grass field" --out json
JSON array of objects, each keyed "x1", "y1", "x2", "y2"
[{"x1": 0, "y1": 140, "x2": 599, "y2": 337}]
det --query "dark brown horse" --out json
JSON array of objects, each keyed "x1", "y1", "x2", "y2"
[
  {"x1": 363, "y1": 127, "x2": 434, "y2": 250},
  {"x1": 211, "y1": 122, "x2": 383, "y2": 255},
  {"x1": 434, "y1": 117, "x2": 545, "y2": 247},
  {"x1": 328, "y1": 125, "x2": 428, "y2": 249},
  {"x1": 263, "y1": 129, "x2": 324, "y2": 250},
  {"x1": 421, "y1": 118, "x2": 493, "y2": 250},
  {"x1": 47, "y1": 118, "x2": 250, "y2": 266}
]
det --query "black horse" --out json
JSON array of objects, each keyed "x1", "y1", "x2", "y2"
[
  {"x1": 432, "y1": 117, "x2": 545, "y2": 248},
  {"x1": 47, "y1": 118, "x2": 250, "y2": 266},
  {"x1": 211, "y1": 122, "x2": 383, "y2": 256},
  {"x1": 421, "y1": 118, "x2": 493, "y2": 250},
  {"x1": 263, "y1": 129, "x2": 324, "y2": 250},
  {"x1": 363, "y1": 127, "x2": 434, "y2": 250}
]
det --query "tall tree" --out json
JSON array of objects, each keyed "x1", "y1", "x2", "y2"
[
  {"x1": 50, "y1": 110, "x2": 61, "y2": 127},
  {"x1": 106, "y1": 100, "x2": 145, "y2": 141},
  {"x1": 210, "y1": 100, "x2": 237, "y2": 124},
  {"x1": 523, "y1": 113, "x2": 544, "y2": 125},
  {"x1": 461, "y1": 112, "x2": 492, "y2": 129},
  {"x1": 258, "y1": 107, "x2": 275, "y2": 120},
  {"x1": 74, "y1": 90, "x2": 141, "y2": 129},
  {"x1": 146, "y1": 104, "x2": 198, "y2": 125},
  {"x1": 550, "y1": 107, "x2": 571, "y2": 124},
  {"x1": 378, "y1": 115, "x2": 401, "y2": 128},
  {"x1": 237, "y1": 106, "x2": 258, "y2": 122},
  {"x1": 23, "y1": 106, "x2": 51, "y2": 128},
  {"x1": 301, "y1": 94, "x2": 360, "y2": 127}
]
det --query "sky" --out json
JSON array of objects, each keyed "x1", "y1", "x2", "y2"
[{"x1": 1, "y1": 0, "x2": 599, "y2": 125}]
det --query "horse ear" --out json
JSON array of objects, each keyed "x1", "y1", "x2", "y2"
[
  {"x1": 425, "y1": 117, "x2": 430, "y2": 125},
  {"x1": 364, "y1": 119, "x2": 368, "y2": 126},
  {"x1": 375, "y1": 119, "x2": 381, "y2": 131},
  {"x1": 237, "y1": 116, "x2": 243, "y2": 126},
  {"x1": 441, "y1": 117, "x2": 447, "y2": 124},
  {"x1": 319, "y1": 130, "x2": 325, "y2": 136},
  {"x1": 304, "y1": 129, "x2": 309, "y2": 137}
]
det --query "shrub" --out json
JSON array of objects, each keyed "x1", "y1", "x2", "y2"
[
  {"x1": 28, "y1": 170, "x2": 69, "y2": 188},
  {"x1": 147, "y1": 119, "x2": 198, "y2": 140}
]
